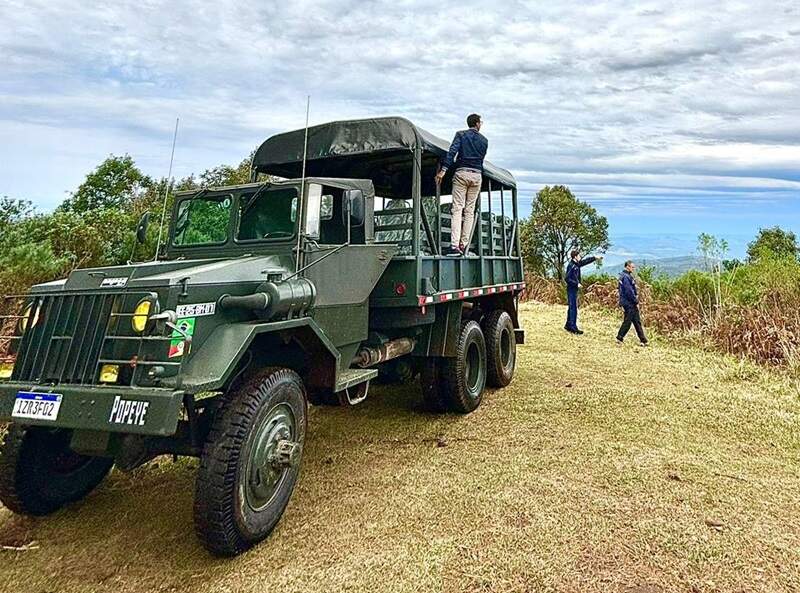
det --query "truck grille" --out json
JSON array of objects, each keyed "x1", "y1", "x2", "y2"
[{"x1": 9, "y1": 292, "x2": 153, "y2": 385}]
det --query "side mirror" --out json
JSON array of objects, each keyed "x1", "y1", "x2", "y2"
[
  {"x1": 344, "y1": 190, "x2": 365, "y2": 226},
  {"x1": 136, "y1": 212, "x2": 151, "y2": 244}
]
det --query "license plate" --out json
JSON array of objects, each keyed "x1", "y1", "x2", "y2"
[{"x1": 12, "y1": 391, "x2": 62, "y2": 421}]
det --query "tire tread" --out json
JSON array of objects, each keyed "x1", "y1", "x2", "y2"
[
  {"x1": 483, "y1": 310, "x2": 516, "y2": 388},
  {"x1": 194, "y1": 367, "x2": 305, "y2": 556}
]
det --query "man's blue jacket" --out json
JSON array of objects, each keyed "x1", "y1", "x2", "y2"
[
  {"x1": 565, "y1": 256, "x2": 597, "y2": 289},
  {"x1": 441, "y1": 128, "x2": 488, "y2": 173},
  {"x1": 618, "y1": 270, "x2": 639, "y2": 307}
]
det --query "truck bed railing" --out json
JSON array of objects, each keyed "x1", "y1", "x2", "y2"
[{"x1": 375, "y1": 204, "x2": 517, "y2": 257}]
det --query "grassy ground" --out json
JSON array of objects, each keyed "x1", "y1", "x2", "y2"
[{"x1": 1, "y1": 303, "x2": 798, "y2": 593}]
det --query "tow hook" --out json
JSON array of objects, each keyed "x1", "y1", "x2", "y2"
[{"x1": 268, "y1": 440, "x2": 302, "y2": 469}]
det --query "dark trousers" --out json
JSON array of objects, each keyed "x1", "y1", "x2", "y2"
[
  {"x1": 565, "y1": 285, "x2": 579, "y2": 330},
  {"x1": 618, "y1": 305, "x2": 647, "y2": 343}
]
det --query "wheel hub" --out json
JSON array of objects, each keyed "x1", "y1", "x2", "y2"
[
  {"x1": 244, "y1": 404, "x2": 297, "y2": 511},
  {"x1": 268, "y1": 439, "x2": 302, "y2": 469}
]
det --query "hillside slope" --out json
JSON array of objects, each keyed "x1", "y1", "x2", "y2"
[
  {"x1": 1, "y1": 303, "x2": 798, "y2": 593},
  {"x1": 606, "y1": 255, "x2": 714, "y2": 277}
]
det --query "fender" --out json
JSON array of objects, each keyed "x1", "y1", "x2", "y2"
[{"x1": 179, "y1": 317, "x2": 341, "y2": 392}]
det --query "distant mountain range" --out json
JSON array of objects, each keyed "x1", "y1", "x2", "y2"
[
  {"x1": 593, "y1": 233, "x2": 746, "y2": 277},
  {"x1": 605, "y1": 256, "x2": 715, "y2": 277}
]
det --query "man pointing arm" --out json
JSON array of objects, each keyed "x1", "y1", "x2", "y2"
[{"x1": 564, "y1": 249, "x2": 603, "y2": 335}]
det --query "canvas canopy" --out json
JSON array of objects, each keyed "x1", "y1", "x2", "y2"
[{"x1": 253, "y1": 117, "x2": 516, "y2": 199}]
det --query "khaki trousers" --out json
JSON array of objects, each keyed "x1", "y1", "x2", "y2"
[{"x1": 451, "y1": 169, "x2": 482, "y2": 249}]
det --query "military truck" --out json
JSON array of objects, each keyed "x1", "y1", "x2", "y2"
[{"x1": 0, "y1": 117, "x2": 524, "y2": 556}]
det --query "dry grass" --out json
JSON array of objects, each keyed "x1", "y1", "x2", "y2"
[
  {"x1": 1, "y1": 303, "x2": 799, "y2": 593},
  {"x1": 522, "y1": 274, "x2": 564, "y2": 305},
  {"x1": 708, "y1": 299, "x2": 800, "y2": 369},
  {"x1": 572, "y1": 277, "x2": 800, "y2": 368}
]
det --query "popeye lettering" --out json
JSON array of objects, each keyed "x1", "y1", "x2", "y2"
[{"x1": 108, "y1": 396, "x2": 150, "y2": 426}]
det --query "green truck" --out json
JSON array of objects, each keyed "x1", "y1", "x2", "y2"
[{"x1": 0, "y1": 117, "x2": 524, "y2": 555}]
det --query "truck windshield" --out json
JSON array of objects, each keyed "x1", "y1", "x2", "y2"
[
  {"x1": 173, "y1": 194, "x2": 232, "y2": 246},
  {"x1": 237, "y1": 187, "x2": 298, "y2": 241}
]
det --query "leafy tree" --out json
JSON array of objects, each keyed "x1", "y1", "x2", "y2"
[
  {"x1": 521, "y1": 185, "x2": 609, "y2": 279},
  {"x1": 697, "y1": 233, "x2": 728, "y2": 314},
  {"x1": 747, "y1": 226, "x2": 799, "y2": 261},
  {"x1": 697, "y1": 233, "x2": 728, "y2": 270},
  {"x1": 177, "y1": 154, "x2": 254, "y2": 191},
  {"x1": 0, "y1": 242, "x2": 70, "y2": 296},
  {"x1": 10, "y1": 208, "x2": 133, "y2": 270},
  {"x1": 61, "y1": 155, "x2": 153, "y2": 213},
  {"x1": 0, "y1": 197, "x2": 33, "y2": 230},
  {"x1": 722, "y1": 258, "x2": 743, "y2": 272},
  {"x1": 519, "y1": 220, "x2": 546, "y2": 276},
  {"x1": 0, "y1": 150, "x2": 269, "y2": 301},
  {"x1": 173, "y1": 196, "x2": 232, "y2": 246}
]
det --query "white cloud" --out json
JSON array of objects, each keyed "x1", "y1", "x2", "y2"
[{"x1": 0, "y1": 0, "x2": 798, "y2": 214}]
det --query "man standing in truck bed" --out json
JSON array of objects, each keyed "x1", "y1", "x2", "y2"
[{"x1": 435, "y1": 114, "x2": 488, "y2": 256}]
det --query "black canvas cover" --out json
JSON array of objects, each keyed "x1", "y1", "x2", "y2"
[{"x1": 253, "y1": 117, "x2": 516, "y2": 198}]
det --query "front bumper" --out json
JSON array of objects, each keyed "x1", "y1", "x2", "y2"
[{"x1": 0, "y1": 382, "x2": 184, "y2": 437}]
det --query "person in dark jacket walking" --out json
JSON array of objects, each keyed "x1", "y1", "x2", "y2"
[
  {"x1": 617, "y1": 260, "x2": 648, "y2": 345},
  {"x1": 564, "y1": 249, "x2": 603, "y2": 334},
  {"x1": 435, "y1": 114, "x2": 488, "y2": 256}
]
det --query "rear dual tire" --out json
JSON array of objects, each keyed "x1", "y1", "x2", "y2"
[
  {"x1": 483, "y1": 310, "x2": 516, "y2": 388},
  {"x1": 421, "y1": 320, "x2": 487, "y2": 414}
]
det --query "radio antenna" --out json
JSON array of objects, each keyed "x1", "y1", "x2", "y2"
[
  {"x1": 295, "y1": 96, "x2": 311, "y2": 273},
  {"x1": 154, "y1": 117, "x2": 180, "y2": 261}
]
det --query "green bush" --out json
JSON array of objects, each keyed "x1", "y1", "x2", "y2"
[
  {"x1": 581, "y1": 273, "x2": 614, "y2": 290},
  {"x1": 671, "y1": 270, "x2": 716, "y2": 312},
  {"x1": 635, "y1": 266, "x2": 676, "y2": 301},
  {"x1": 724, "y1": 254, "x2": 800, "y2": 306},
  {"x1": 0, "y1": 242, "x2": 69, "y2": 296}
]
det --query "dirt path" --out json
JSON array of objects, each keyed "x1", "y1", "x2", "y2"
[{"x1": 1, "y1": 303, "x2": 798, "y2": 593}]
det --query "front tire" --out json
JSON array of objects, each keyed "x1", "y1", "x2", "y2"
[
  {"x1": 0, "y1": 425, "x2": 113, "y2": 516},
  {"x1": 194, "y1": 367, "x2": 307, "y2": 556},
  {"x1": 483, "y1": 310, "x2": 517, "y2": 387},
  {"x1": 420, "y1": 320, "x2": 487, "y2": 414}
]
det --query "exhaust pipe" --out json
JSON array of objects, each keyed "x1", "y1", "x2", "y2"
[{"x1": 353, "y1": 337, "x2": 416, "y2": 368}]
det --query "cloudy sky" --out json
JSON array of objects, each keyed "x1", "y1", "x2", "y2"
[{"x1": 1, "y1": 0, "x2": 799, "y2": 259}]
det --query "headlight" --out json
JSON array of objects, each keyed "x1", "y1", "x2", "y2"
[
  {"x1": 99, "y1": 364, "x2": 119, "y2": 383},
  {"x1": 132, "y1": 299, "x2": 153, "y2": 333},
  {"x1": 0, "y1": 361, "x2": 14, "y2": 379}
]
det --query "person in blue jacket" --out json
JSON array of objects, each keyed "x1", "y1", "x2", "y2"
[
  {"x1": 617, "y1": 260, "x2": 648, "y2": 345},
  {"x1": 564, "y1": 249, "x2": 603, "y2": 334},
  {"x1": 435, "y1": 114, "x2": 488, "y2": 256}
]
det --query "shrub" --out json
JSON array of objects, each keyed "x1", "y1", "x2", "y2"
[
  {"x1": 0, "y1": 242, "x2": 69, "y2": 298},
  {"x1": 671, "y1": 270, "x2": 717, "y2": 316},
  {"x1": 710, "y1": 298, "x2": 800, "y2": 367},
  {"x1": 724, "y1": 254, "x2": 800, "y2": 307}
]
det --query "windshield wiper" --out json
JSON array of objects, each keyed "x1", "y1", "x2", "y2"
[{"x1": 241, "y1": 183, "x2": 271, "y2": 215}]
